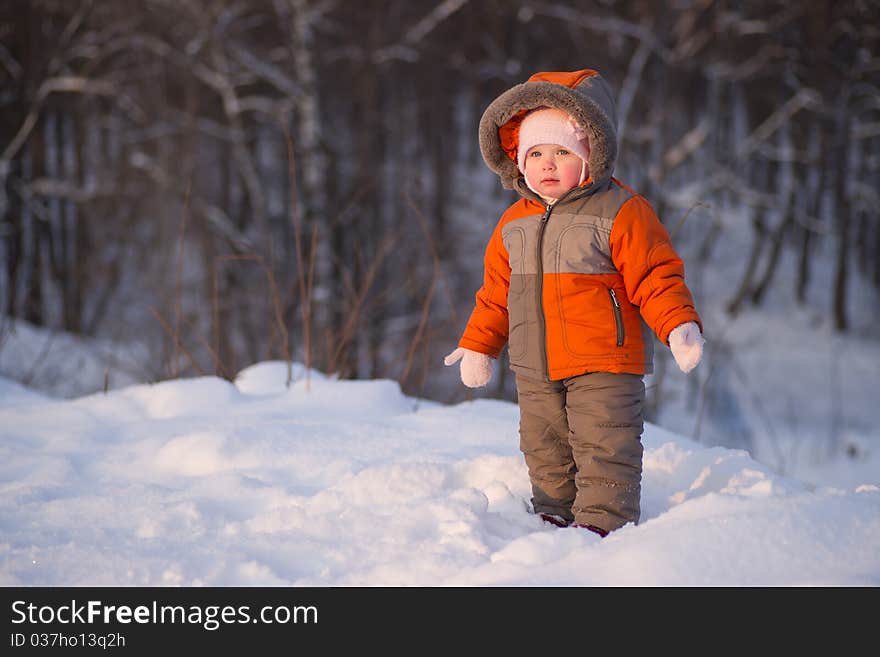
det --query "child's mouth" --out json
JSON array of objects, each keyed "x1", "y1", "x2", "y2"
[{"x1": 541, "y1": 178, "x2": 559, "y2": 184}]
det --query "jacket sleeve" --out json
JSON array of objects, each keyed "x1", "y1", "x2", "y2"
[
  {"x1": 458, "y1": 220, "x2": 510, "y2": 358},
  {"x1": 609, "y1": 195, "x2": 703, "y2": 345}
]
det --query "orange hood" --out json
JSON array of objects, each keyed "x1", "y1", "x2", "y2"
[{"x1": 478, "y1": 69, "x2": 619, "y2": 198}]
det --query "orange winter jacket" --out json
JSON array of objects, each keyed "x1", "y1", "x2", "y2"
[{"x1": 459, "y1": 69, "x2": 702, "y2": 380}]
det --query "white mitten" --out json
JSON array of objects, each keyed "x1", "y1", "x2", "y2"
[
  {"x1": 668, "y1": 322, "x2": 705, "y2": 373},
  {"x1": 443, "y1": 347, "x2": 493, "y2": 388}
]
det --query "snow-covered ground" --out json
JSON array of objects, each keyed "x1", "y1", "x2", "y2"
[
  {"x1": 645, "y1": 192, "x2": 880, "y2": 491},
  {"x1": 0, "y1": 317, "x2": 146, "y2": 398},
  {"x1": 1, "y1": 361, "x2": 878, "y2": 586}
]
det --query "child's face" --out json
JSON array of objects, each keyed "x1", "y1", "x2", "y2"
[{"x1": 523, "y1": 144, "x2": 587, "y2": 200}]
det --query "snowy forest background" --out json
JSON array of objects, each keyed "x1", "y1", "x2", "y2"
[{"x1": 1, "y1": 0, "x2": 878, "y2": 484}]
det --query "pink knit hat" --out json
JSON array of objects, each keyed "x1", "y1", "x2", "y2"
[{"x1": 516, "y1": 107, "x2": 591, "y2": 174}]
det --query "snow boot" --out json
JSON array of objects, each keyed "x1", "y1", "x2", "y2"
[
  {"x1": 539, "y1": 513, "x2": 572, "y2": 528},
  {"x1": 573, "y1": 524, "x2": 608, "y2": 538},
  {"x1": 540, "y1": 513, "x2": 607, "y2": 537}
]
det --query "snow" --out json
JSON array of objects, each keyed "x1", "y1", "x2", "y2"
[
  {"x1": 0, "y1": 318, "x2": 145, "y2": 398},
  {"x1": 645, "y1": 301, "x2": 880, "y2": 491},
  {"x1": 2, "y1": 361, "x2": 878, "y2": 586}
]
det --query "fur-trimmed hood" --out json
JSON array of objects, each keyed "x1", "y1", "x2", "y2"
[{"x1": 479, "y1": 69, "x2": 618, "y2": 198}]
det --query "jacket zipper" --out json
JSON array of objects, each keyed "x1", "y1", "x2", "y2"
[
  {"x1": 536, "y1": 203, "x2": 554, "y2": 378},
  {"x1": 609, "y1": 288, "x2": 625, "y2": 347}
]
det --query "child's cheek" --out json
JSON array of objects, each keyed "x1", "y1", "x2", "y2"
[
  {"x1": 561, "y1": 161, "x2": 582, "y2": 188},
  {"x1": 524, "y1": 162, "x2": 542, "y2": 188}
]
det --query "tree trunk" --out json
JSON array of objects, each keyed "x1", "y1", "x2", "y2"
[
  {"x1": 832, "y1": 103, "x2": 851, "y2": 332},
  {"x1": 726, "y1": 205, "x2": 766, "y2": 317},
  {"x1": 289, "y1": 0, "x2": 334, "y2": 372},
  {"x1": 796, "y1": 121, "x2": 825, "y2": 304}
]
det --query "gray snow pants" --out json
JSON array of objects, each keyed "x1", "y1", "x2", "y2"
[{"x1": 515, "y1": 371, "x2": 645, "y2": 534}]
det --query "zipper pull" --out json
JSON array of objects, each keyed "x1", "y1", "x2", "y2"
[{"x1": 609, "y1": 288, "x2": 621, "y2": 308}]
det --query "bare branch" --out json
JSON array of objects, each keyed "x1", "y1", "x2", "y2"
[
  {"x1": 2, "y1": 76, "x2": 144, "y2": 163},
  {"x1": 26, "y1": 177, "x2": 116, "y2": 203},
  {"x1": 617, "y1": 39, "x2": 652, "y2": 146},
  {"x1": 706, "y1": 43, "x2": 789, "y2": 81},
  {"x1": 374, "y1": 0, "x2": 470, "y2": 64},
  {"x1": 523, "y1": 1, "x2": 676, "y2": 62},
  {"x1": 663, "y1": 118, "x2": 710, "y2": 169},
  {"x1": 0, "y1": 39, "x2": 22, "y2": 79},
  {"x1": 128, "y1": 150, "x2": 255, "y2": 253},
  {"x1": 229, "y1": 43, "x2": 302, "y2": 97},
  {"x1": 736, "y1": 88, "x2": 822, "y2": 159}
]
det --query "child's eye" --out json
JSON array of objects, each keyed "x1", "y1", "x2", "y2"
[
  {"x1": 529, "y1": 150, "x2": 542, "y2": 157},
  {"x1": 557, "y1": 149, "x2": 570, "y2": 155}
]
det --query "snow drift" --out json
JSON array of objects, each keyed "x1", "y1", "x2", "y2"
[{"x1": 1, "y1": 362, "x2": 877, "y2": 586}]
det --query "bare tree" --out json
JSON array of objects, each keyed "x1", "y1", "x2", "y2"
[{"x1": 1, "y1": 0, "x2": 877, "y2": 404}]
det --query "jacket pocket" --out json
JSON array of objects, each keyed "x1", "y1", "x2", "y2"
[
  {"x1": 609, "y1": 288, "x2": 625, "y2": 347},
  {"x1": 503, "y1": 227, "x2": 526, "y2": 294},
  {"x1": 507, "y1": 284, "x2": 528, "y2": 361}
]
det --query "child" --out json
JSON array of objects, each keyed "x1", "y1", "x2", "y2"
[{"x1": 444, "y1": 69, "x2": 705, "y2": 537}]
